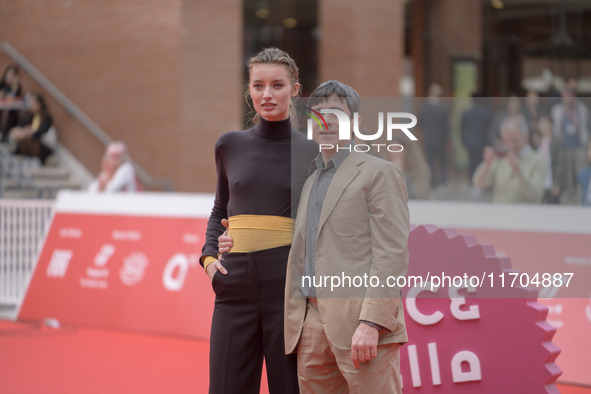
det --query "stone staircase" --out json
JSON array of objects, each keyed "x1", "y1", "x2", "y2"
[{"x1": 1, "y1": 143, "x2": 91, "y2": 199}]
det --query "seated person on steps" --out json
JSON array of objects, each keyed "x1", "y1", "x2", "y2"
[{"x1": 88, "y1": 141, "x2": 140, "y2": 192}]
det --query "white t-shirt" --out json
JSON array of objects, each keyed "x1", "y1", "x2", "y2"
[{"x1": 88, "y1": 162, "x2": 138, "y2": 192}]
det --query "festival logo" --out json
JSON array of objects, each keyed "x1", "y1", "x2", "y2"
[
  {"x1": 120, "y1": 251, "x2": 149, "y2": 286},
  {"x1": 46, "y1": 249, "x2": 73, "y2": 278},
  {"x1": 80, "y1": 244, "x2": 115, "y2": 289}
]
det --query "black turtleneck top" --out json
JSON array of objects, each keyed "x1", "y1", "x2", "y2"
[{"x1": 201, "y1": 117, "x2": 317, "y2": 262}]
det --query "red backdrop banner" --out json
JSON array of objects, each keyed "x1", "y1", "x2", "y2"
[{"x1": 18, "y1": 192, "x2": 215, "y2": 339}]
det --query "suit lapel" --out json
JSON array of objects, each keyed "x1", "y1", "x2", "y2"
[{"x1": 317, "y1": 152, "x2": 364, "y2": 234}]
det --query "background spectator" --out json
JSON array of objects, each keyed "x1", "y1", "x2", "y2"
[
  {"x1": 578, "y1": 140, "x2": 591, "y2": 207},
  {"x1": 461, "y1": 93, "x2": 493, "y2": 185},
  {"x1": 9, "y1": 93, "x2": 56, "y2": 165},
  {"x1": 473, "y1": 116, "x2": 546, "y2": 204},
  {"x1": 550, "y1": 85, "x2": 590, "y2": 204},
  {"x1": 0, "y1": 64, "x2": 23, "y2": 142},
  {"x1": 488, "y1": 95, "x2": 523, "y2": 148},
  {"x1": 88, "y1": 141, "x2": 139, "y2": 192},
  {"x1": 537, "y1": 115, "x2": 562, "y2": 204},
  {"x1": 523, "y1": 90, "x2": 545, "y2": 149},
  {"x1": 418, "y1": 83, "x2": 449, "y2": 189},
  {"x1": 388, "y1": 137, "x2": 431, "y2": 200}
]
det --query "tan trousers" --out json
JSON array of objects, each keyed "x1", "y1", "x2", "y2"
[{"x1": 297, "y1": 300, "x2": 402, "y2": 394}]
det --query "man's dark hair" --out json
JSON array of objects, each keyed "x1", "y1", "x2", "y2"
[{"x1": 309, "y1": 80, "x2": 360, "y2": 115}]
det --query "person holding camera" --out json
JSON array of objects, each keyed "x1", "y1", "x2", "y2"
[{"x1": 472, "y1": 115, "x2": 546, "y2": 204}]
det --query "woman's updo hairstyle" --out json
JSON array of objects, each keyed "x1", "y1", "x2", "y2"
[{"x1": 245, "y1": 47, "x2": 301, "y2": 126}]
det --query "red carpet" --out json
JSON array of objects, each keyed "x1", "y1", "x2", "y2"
[
  {"x1": 0, "y1": 319, "x2": 269, "y2": 394},
  {"x1": 0, "y1": 319, "x2": 588, "y2": 393}
]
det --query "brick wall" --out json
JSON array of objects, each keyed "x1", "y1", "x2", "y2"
[
  {"x1": 318, "y1": 0, "x2": 405, "y2": 97},
  {"x1": 429, "y1": 0, "x2": 482, "y2": 96},
  {"x1": 0, "y1": 0, "x2": 242, "y2": 192},
  {"x1": 177, "y1": 0, "x2": 243, "y2": 192}
]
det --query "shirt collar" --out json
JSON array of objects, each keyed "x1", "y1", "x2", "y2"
[{"x1": 309, "y1": 142, "x2": 352, "y2": 174}]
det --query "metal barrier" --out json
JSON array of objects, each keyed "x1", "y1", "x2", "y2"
[
  {"x1": 0, "y1": 142, "x2": 48, "y2": 198},
  {"x1": 0, "y1": 199, "x2": 53, "y2": 306}
]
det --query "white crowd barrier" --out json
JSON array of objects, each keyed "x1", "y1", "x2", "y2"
[{"x1": 0, "y1": 199, "x2": 54, "y2": 306}]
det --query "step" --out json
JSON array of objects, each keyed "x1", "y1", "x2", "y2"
[
  {"x1": 2, "y1": 177, "x2": 84, "y2": 193},
  {"x1": 44, "y1": 155, "x2": 60, "y2": 167},
  {"x1": 1, "y1": 178, "x2": 37, "y2": 190},
  {"x1": 2, "y1": 189, "x2": 45, "y2": 199},
  {"x1": 10, "y1": 154, "x2": 60, "y2": 168},
  {"x1": 27, "y1": 166, "x2": 70, "y2": 181},
  {"x1": 29, "y1": 178, "x2": 84, "y2": 191}
]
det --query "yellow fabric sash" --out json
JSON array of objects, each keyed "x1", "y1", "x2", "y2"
[
  {"x1": 203, "y1": 214, "x2": 293, "y2": 270},
  {"x1": 227, "y1": 214, "x2": 293, "y2": 252}
]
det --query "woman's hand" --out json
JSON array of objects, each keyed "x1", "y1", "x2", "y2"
[
  {"x1": 206, "y1": 259, "x2": 227, "y2": 282},
  {"x1": 10, "y1": 126, "x2": 32, "y2": 141},
  {"x1": 218, "y1": 218, "x2": 233, "y2": 254},
  {"x1": 209, "y1": 218, "x2": 232, "y2": 282}
]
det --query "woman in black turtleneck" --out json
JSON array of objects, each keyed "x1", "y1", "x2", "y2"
[{"x1": 201, "y1": 48, "x2": 316, "y2": 394}]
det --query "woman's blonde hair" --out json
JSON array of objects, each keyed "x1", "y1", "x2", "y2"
[{"x1": 245, "y1": 48, "x2": 301, "y2": 126}]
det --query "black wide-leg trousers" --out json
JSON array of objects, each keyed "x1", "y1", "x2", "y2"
[{"x1": 208, "y1": 245, "x2": 298, "y2": 394}]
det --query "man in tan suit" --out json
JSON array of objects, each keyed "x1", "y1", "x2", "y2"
[{"x1": 285, "y1": 80, "x2": 409, "y2": 393}]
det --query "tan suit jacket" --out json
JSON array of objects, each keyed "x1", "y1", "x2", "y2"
[{"x1": 285, "y1": 151, "x2": 409, "y2": 353}]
